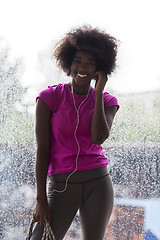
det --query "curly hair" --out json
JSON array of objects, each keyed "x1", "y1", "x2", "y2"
[{"x1": 53, "y1": 25, "x2": 119, "y2": 76}]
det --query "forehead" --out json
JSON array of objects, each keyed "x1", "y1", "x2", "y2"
[{"x1": 74, "y1": 50, "x2": 96, "y2": 61}]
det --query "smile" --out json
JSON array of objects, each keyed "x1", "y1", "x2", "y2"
[{"x1": 77, "y1": 73, "x2": 88, "y2": 78}]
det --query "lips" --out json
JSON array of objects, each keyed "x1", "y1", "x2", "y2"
[{"x1": 77, "y1": 73, "x2": 88, "y2": 78}]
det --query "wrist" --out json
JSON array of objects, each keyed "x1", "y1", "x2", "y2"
[
  {"x1": 95, "y1": 89, "x2": 103, "y2": 96},
  {"x1": 36, "y1": 195, "x2": 47, "y2": 202}
]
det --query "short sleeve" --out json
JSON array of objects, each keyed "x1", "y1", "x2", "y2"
[
  {"x1": 36, "y1": 85, "x2": 59, "y2": 112},
  {"x1": 103, "y1": 92, "x2": 120, "y2": 111}
]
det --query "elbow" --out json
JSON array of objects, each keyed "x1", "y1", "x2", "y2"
[
  {"x1": 36, "y1": 146, "x2": 50, "y2": 159},
  {"x1": 91, "y1": 132, "x2": 110, "y2": 145},
  {"x1": 92, "y1": 139, "x2": 103, "y2": 145}
]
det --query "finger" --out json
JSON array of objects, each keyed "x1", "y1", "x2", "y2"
[
  {"x1": 39, "y1": 217, "x2": 46, "y2": 226},
  {"x1": 47, "y1": 213, "x2": 51, "y2": 224},
  {"x1": 94, "y1": 72, "x2": 99, "y2": 81},
  {"x1": 33, "y1": 213, "x2": 38, "y2": 222}
]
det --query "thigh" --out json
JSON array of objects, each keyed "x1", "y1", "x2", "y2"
[
  {"x1": 80, "y1": 175, "x2": 114, "y2": 240},
  {"x1": 30, "y1": 181, "x2": 82, "y2": 240},
  {"x1": 48, "y1": 181, "x2": 82, "y2": 240}
]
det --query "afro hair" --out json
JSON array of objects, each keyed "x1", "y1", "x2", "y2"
[{"x1": 53, "y1": 25, "x2": 119, "y2": 76}]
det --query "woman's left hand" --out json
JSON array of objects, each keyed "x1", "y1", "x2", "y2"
[{"x1": 95, "y1": 71, "x2": 108, "y2": 93}]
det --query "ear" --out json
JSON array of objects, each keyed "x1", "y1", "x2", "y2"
[{"x1": 94, "y1": 72, "x2": 99, "y2": 81}]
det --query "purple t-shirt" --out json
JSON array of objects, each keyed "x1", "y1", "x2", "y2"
[{"x1": 37, "y1": 83, "x2": 119, "y2": 175}]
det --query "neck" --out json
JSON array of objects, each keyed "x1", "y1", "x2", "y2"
[{"x1": 70, "y1": 82, "x2": 92, "y2": 95}]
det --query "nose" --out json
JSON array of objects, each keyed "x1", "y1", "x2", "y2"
[{"x1": 78, "y1": 63, "x2": 88, "y2": 72}]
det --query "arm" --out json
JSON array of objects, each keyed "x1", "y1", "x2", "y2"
[
  {"x1": 33, "y1": 98, "x2": 52, "y2": 225},
  {"x1": 91, "y1": 71, "x2": 117, "y2": 145}
]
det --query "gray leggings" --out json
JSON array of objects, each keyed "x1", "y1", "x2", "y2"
[{"x1": 30, "y1": 167, "x2": 114, "y2": 240}]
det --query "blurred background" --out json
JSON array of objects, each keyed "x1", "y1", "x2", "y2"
[{"x1": 0, "y1": 0, "x2": 160, "y2": 239}]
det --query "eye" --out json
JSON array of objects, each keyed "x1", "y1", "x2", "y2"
[
  {"x1": 87, "y1": 62, "x2": 96, "y2": 67},
  {"x1": 73, "y1": 59, "x2": 81, "y2": 64},
  {"x1": 89, "y1": 62, "x2": 95, "y2": 65}
]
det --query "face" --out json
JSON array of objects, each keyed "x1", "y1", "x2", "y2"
[{"x1": 70, "y1": 50, "x2": 97, "y2": 86}]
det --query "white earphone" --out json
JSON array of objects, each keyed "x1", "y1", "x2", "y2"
[{"x1": 49, "y1": 83, "x2": 90, "y2": 195}]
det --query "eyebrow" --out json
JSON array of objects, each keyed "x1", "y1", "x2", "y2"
[{"x1": 74, "y1": 56, "x2": 96, "y2": 61}]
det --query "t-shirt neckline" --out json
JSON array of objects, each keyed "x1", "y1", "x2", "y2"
[{"x1": 66, "y1": 83, "x2": 94, "y2": 97}]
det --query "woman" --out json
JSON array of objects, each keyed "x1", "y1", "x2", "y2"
[{"x1": 31, "y1": 25, "x2": 119, "y2": 240}]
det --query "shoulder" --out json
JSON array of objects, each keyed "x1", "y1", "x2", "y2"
[
  {"x1": 103, "y1": 91, "x2": 120, "y2": 110},
  {"x1": 103, "y1": 91, "x2": 116, "y2": 101},
  {"x1": 49, "y1": 83, "x2": 67, "y2": 91},
  {"x1": 36, "y1": 83, "x2": 68, "y2": 112},
  {"x1": 38, "y1": 83, "x2": 69, "y2": 100},
  {"x1": 43, "y1": 83, "x2": 67, "y2": 94}
]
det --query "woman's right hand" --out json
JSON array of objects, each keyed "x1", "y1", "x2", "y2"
[{"x1": 33, "y1": 199, "x2": 51, "y2": 226}]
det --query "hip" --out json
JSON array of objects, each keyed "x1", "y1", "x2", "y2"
[{"x1": 47, "y1": 166, "x2": 109, "y2": 184}]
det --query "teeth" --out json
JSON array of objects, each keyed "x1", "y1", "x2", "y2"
[{"x1": 77, "y1": 73, "x2": 87, "y2": 78}]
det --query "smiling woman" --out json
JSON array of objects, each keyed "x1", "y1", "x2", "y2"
[
  {"x1": 29, "y1": 25, "x2": 120, "y2": 240},
  {"x1": 54, "y1": 25, "x2": 118, "y2": 76},
  {"x1": 70, "y1": 51, "x2": 97, "y2": 94}
]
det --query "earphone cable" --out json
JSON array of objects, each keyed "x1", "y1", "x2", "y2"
[{"x1": 49, "y1": 84, "x2": 90, "y2": 195}]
